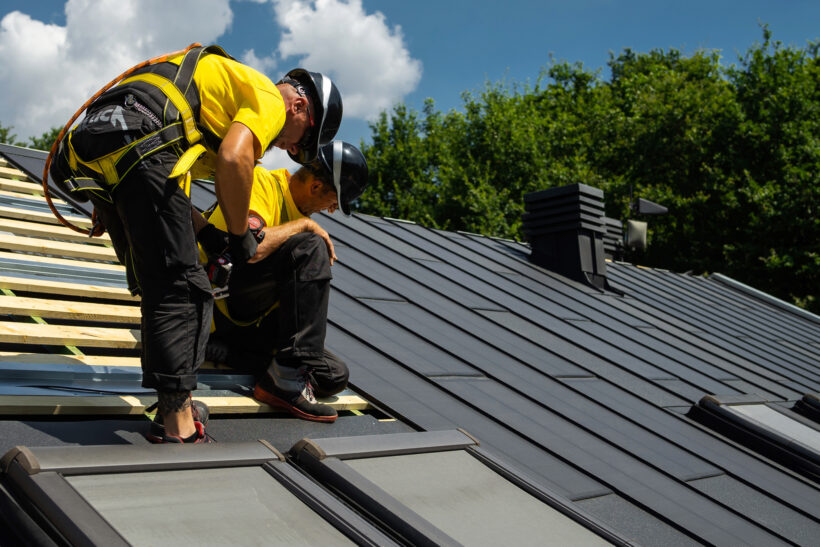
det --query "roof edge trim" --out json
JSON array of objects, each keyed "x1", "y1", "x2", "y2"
[{"x1": 710, "y1": 272, "x2": 820, "y2": 325}]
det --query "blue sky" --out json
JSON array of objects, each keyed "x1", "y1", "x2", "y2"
[{"x1": 2, "y1": 0, "x2": 819, "y2": 165}]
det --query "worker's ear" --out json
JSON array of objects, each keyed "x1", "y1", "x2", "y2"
[
  {"x1": 309, "y1": 178, "x2": 324, "y2": 195},
  {"x1": 292, "y1": 95, "x2": 308, "y2": 116}
]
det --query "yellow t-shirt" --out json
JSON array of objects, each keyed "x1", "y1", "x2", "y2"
[
  {"x1": 198, "y1": 166, "x2": 305, "y2": 264},
  {"x1": 167, "y1": 53, "x2": 286, "y2": 178},
  {"x1": 200, "y1": 166, "x2": 306, "y2": 326}
]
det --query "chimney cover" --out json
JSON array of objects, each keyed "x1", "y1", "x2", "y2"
[{"x1": 522, "y1": 183, "x2": 620, "y2": 293}]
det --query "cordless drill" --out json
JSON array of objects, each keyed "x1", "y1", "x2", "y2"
[{"x1": 206, "y1": 218, "x2": 265, "y2": 299}]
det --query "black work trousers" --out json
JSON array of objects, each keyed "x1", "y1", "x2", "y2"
[
  {"x1": 214, "y1": 232, "x2": 348, "y2": 397},
  {"x1": 53, "y1": 102, "x2": 213, "y2": 393}
]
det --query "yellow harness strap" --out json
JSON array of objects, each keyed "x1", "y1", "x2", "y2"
[
  {"x1": 67, "y1": 129, "x2": 132, "y2": 185},
  {"x1": 119, "y1": 73, "x2": 202, "y2": 146},
  {"x1": 169, "y1": 143, "x2": 206, "y2": 179}
]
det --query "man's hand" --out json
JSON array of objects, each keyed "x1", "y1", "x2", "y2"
[
  {"x1": 308, "y1": 219, "x2": 337, "y2": 265},
  {"x1": 197, "y1": 224, "x2": 229, "y2": 256}
]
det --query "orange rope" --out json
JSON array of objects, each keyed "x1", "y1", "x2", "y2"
[{"x1": 41, "y1": 43, "x2": 202, "y2": 236}]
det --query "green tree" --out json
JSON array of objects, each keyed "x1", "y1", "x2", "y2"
[
  {"x1": 361, "y1": 28, "x2": 819, "y2": 312},
  {"x1": 0, "y1": 121, "x2": 17, "y2": 145},
  {"x1": 27, "y1": 126, "x2": 62, "y2": 151},
  {"x1": 724, "y1": 29, "x2": 820, "y2": 310}
]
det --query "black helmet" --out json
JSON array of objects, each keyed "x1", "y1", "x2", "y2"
[
  {"x1": 312, "y1": 141, "x2": 368, "y2": 216},
  {"x1": 279, "y1": 68, "x2": 342, "y2": 164}
]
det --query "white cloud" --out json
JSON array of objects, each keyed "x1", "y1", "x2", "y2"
[
  {"x1": 260, "y1": 146, "x2": 301, "y2": 172},
  {"x1": 273, "y1": 0, "x2": 422, "y2": 120},
  {"x1": 241, "y1": 48, "x2": 278, "y2": 74},
  {"x1": 0, "y1": 0, "x2": 232, "y2": 140},
  {"x1": 0, "y1": 0, "x2": 420, "y2": 141}
]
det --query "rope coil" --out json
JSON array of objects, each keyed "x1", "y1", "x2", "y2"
[{"x1": 41, "y1": 43, "x2": 202, "y2": 236}]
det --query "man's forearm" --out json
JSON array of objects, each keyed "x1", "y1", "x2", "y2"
[
  {"x1": 256, "y1": 218, "x2": 314, "y2": 258},
  {"x1": 251, "y1": 217, "x2": 336, "y2": 265},
  {"x1": 214, "y1": 122, "x2": 258, "y2": 236}
]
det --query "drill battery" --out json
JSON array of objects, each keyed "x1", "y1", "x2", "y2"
[
  {"x1": 205, "y1": 219, "x2": 265, "y2": 299},
  {"x1": 206, "y1": 254, "x2": 232, "y2": 299}
]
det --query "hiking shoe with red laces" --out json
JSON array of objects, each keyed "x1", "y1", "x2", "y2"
[
  {"x1": 254, "y1": 371, "x2": 337, "y2": 423},
  {"x1": 149, "y1": 421, "x2": 213, "y2": 444},
  {"x1": 146, "y1": 400, "x2": 211, "y2": 443}
]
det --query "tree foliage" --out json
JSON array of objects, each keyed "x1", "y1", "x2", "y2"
[
  {"x1": 0, "y1": 123, "x2": 61, "y2": 150},
  {"x1": 361, "y1": 28, "x2": 819, "y2": 312},
  {"x1": 0, "y1": 122, "x2": 17, "y2": 145},
  {"x1": 27, "y1": 126, "x2": 62, "y2": 152}
]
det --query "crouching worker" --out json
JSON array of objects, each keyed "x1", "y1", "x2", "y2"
[{"x1": 198, "y1": 141, "x2": 368, "y2": 422}]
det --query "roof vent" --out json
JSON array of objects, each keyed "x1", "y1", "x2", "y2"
[{"x1": 522, "y1": 183, "x2": 619, "y2": 292}]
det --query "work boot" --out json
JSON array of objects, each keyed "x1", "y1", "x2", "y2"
[
  {"x1": 146, "y1": 399, "x2": 211, "y2": 443},
  {"x1": 253, "y1": 364, "x2": 337, "y2": 423},
  {"x1": 148, "y1": 421, "x2": 213, "y2": 444}
]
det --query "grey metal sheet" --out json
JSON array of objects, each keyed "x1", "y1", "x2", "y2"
[
  {"x1": 347, "y1": 450, "x2": 611, "y2": 546},
  {"x1": 0, "y1": 194, "x2": 77, "y2": 216},
  {"x1": 608, "y1": 268, "x2": 818, "y2": 381},
  {"x1": 562, "y1": 378, "x2": 820, "y2": 519},
  {"x1": 0, "y1": 256, "x2": 126, "y2": 287},
  {"x1": 363, "y1": 237, "x2": 749, "y2": 390},
  {"x1": 328, "y1": 231, "x2": 506, "y2": 311},
  {"x1": 407, "y1": 226, "x2": 812, "y2": 398},
  {"x1": 642, "y1": 269, "x2": 806, "y2": 344},
  {"x1": 389, "y1": 221, "x2": 649, "y2": 325},
  {"x1": 691, "y1": 331, "x2": 820, "y2": 391},
  {"x1": 566, "y1": 320, "x2": 743, "y2": 385},
  {"x1": 452, "y1": 231, "x2": 600, "y2": 293},
  {"x1": 359, "y1": 298, "x2": 591, "y2": 381},
  {"x1": 433, "y1": 377, "x2": 721, "y2": 482},
  {"x1": 693, "y1": 274, "x2": 820, "y2": 341},
  {"x1": 16, "y1": 441, "x2": 280, "y2": 475},
  {"x1": 637, "y1": 327, "x2": 817, "y2": 397},
  {"x1": 576, "y1": 493, "x2": 700, "y2": 547},
  {"x1": 325, "y1": 325, "x2": 610, "y2": 500},
  {"x1": 298, "y1": 430, "x2": 477, "y2": 459},
  {"x1": 688, "y1": 474, "x2": 820, "y2": 546},
  {"x1": 476, "y1": 309, "x2": 676, "y2": 380},
  {"x1": 652, "y1": 378, "x2": 739, "y2": 404},
  {"x1": 668, "y1": 274, "x2": 819, "y2": 361},
  {"x1": 609, "y1": 266, "x2": 817, "y2": 370},
  {"x1": 67, "y1": 466, "x2": 354, "y2": 546},
  {"x1": 322, "y1": 213, "x2": 440, "y2": 261},
  {"x1": 377, "y1": 221, "x2": 589, "y2": 320},
  {"x1": 564, "y1": 375, "x2": 690, "y2": 408},
  {"x1": 331, "y1": 262, "x2": 406, "y2": 301},
  {"x1": 0, "y1": 360, "x2": 141, "y2": 381},
  {"x1": 721, "y1": 379, "x2": 799, "y2": 402},
  {"x1": 328, "y1": 293, "x2": 481, "y2": 377}
]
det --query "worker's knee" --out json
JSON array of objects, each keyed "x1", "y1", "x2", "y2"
[{"x1": 285, "y1": 232, "x2": 331, "y2": 282}]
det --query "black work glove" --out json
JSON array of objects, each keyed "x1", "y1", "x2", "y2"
[
  {"x1": 197, "y1": 224, "x2": 229, "y2": 256},
  {"x1": 228, "y1": 228, "x2": 258, "y2": 267}
]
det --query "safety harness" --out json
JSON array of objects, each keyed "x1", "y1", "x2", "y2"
[{"x1": 44, "y1": 43, "x2": 230, "y2": 235}]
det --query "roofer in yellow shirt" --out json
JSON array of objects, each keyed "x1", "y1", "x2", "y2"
[
  {"x1": 198, "y1": 141, "x2": 368, "y2": 422},
  {"x1": 49, "y1": 44, "x2": 343, "y2": 443}
]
